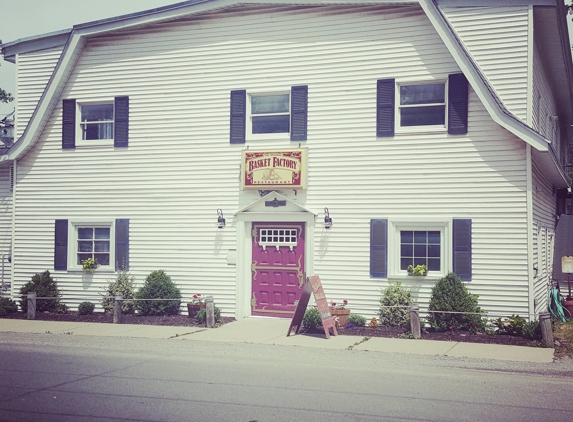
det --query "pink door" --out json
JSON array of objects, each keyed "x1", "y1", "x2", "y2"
[{"x1": 251, "y1": 222, "x2": 305, "y2": 317}]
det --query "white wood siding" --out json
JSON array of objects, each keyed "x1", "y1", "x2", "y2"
[
  {"x1": 532, "y1": 42, "x2": 560, "y2": 162},
  {"x1": 13, "y1": 5, "x2": 531, "y2": 319},
  {"x1": 0, "y1": 166, "x2": 12, "y2": 295},
  {"x1": 15, "y1": 47, "x2": 64, "y2": 139},
  {"x1": 440, "y1": 5, "x2": 530, "y2": 123},
  {"x1": 532, "y1": 159, "x2": 556, "y2": 317}
]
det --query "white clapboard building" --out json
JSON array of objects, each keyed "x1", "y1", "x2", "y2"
[{"x1": 1, "y1": 0, "x2": 572, "y2": 320}]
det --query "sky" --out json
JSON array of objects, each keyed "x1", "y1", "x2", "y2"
[{"x1": 0, "y1": 0, "x2": 179, "y2": 117}]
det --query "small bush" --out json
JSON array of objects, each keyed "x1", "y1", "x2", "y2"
[
  {"x1": 347, "y1": 314, "x2": 366, "y2": 327},
  {"x1": 494, "y1": 315, "x2": 541, "y2": 339},
  {"x1": 101, "y1": 269, "x2": 136, "y2": 314},
  {"x1": 0, "y1": 297, "x2": 18, "y2": 316},
  {"x1": 195, "y1": 307, "x2": 222, "y2": 325},
  {"x1": 522, "y1": 320, "x2": 542, "y2": 340},
  {"x1": 426, "y1": 272, "x2": 486, "y2": 332},
  {"x1": 78, "y1": 301, "x2": 95, "y2": 315},
  {"x1": 378, "y1": 281, "x2": 412, "y2": 328},
  {"x1": 302, "y1": 307, "x2": 322, "y2": 330},
  {"x1": 135, "y1": 270, "x2": 182, "y2": 316},
  {"x1": 19, "y1": 270, "x2": 63, "y2": 313}
]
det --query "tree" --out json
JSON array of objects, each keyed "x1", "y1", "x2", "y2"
[{"x1": 0, "y1": 88, "x2": 13, "y2": 103}]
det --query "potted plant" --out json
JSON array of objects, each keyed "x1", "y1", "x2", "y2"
[
  {"x1": 329, "y1": 300, "x2": 350, "y2": 327},
  {"x1": 408, "y1": 264, "x2": 427, "y2": 276},
  {"x1": 187, "y1": 293, "x2": 206, "y2": 317},
  {"x1": 81, "y1": 257, "x2": 99, "y2": 273}
]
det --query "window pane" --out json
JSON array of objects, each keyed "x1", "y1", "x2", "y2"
[
  {"x1": 77, "y1": 254, "x2": 92, "y2": 264},
  {"x1": 94, "y1": 241, "x2": 110, "y2": 252},
  {"x1": 414, "y1": 231, "x2": 427, "y2": 243},
  {"x1": 400, "y1": 258, "x2": 412, "y2": 270},
  {"x1": 252, "y1": 115, "x2": 290, "y2": 134},
  {"x1": 81, "y1": 104, "x2": 113, "y2": 122},
  {"x1": 78, "y1": 228, "x2": 93, "y2": 239},
  {"x1": 400, "y1": 84, "x2": 444, "y2": 105},
  {"x1": 83, "y1": 122, "x2": 113, "y2": 140},
  {"x1": 95, "y1": 228, "x2": 110, "y2": 239},
  {"x1": 401, "y1": 106, "x2": 445, "y2": 126},
  {"x1": 414, "y1": 244, "x2": 427, "y2": 257},
  {"x1": 401, "y1": 244, "x2": 413, "y2": 257},
  {"x1": 251, "y1": 95, "x2": 289, "y2": 114},
  {"x1": 94, "y1": 254, "x2": 110, "y2": 265},
  {"x1": 401, "y1": 231, "x2": 413, "y2": 243},
  {"x1": 428, "y1": 231, "x2": 441, "y2": 243},
  {"x1": 78, "y1": 241, "x2": 93, "y2": 252},
  {"x1": 428, "y1": 258, "x2": 440, "y2": 271},
  {"x1": 428, "y1": 244, "x2": 440, "y2": 258}
]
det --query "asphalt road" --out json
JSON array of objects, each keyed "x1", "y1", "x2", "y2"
[{"x1": 1, "y1": 332, "x2": 572, "y2": 422}]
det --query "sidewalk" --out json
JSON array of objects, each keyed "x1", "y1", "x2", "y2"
[{"x1": 0, "y1": 317, "x2": 555, "y2": 363}]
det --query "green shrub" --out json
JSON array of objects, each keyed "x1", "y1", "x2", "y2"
[
  {"x1": 426, "y1": 272, "x2": 486, "y2": 332},
  {"x1": 19, "y1": 270, "x2": 63, "y2": 313},
  {"x1": 0, "y1": 297, "x2": 18, "y2": 316},
  {"x1": 347, "y1": 314, "x2": 366, "y2": 327},
  {"x1": 195, "y1": 307, "x2": 222, "y2": 325},
  {"x1": 494, "y1": 315, "x2": 541, "y2": 339},
  {"x1": 303, "y1": 307, "x2": 322, "y2": 330},
  {"x1": 522, "y1": 320, "x2": 542, "y2": 340},
  {"x1": 135, "y1": 270, "x2": 181, "y2": 316},
  {"x1": 100, "y1": 269, "x2": 136, "y2": 314},
  {"x1": 378, "y1": 281, "x2": 412, "y2": 328},
  {"x1": 78, "y1": 301, "x2": 95, "y2": 315}
]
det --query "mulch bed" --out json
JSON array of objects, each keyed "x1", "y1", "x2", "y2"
[{"x1": 2, "y1": 311, "x2": 535, "y2": 346}]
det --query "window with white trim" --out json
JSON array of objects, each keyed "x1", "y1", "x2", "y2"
[
  {"x1": 79, "y1": 103, "x2": 114, "y2": 144},
  {"x1": 388, "y1": 220, "x2": 449, "y2": 278},
  {"x1": 248, "y1": 93, "x2": 290, "y2": 136},
  {"x1": 397, "y1": 82, "x2": 446, "y2": 129},
  {"x1": 71, "y1": 222, "x2": 114, "y2": 271}
]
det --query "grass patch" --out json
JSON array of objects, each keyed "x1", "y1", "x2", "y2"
[{"x1": 553, "y1": 320, "x2": 573, "y2": 359}]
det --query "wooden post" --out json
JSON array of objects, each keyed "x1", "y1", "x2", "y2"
[
  {"x1": 113, "y1": 295, "x2": 123, "y2": 324},
  {"x1": 409, "y1": 304, "x2": 421, "y2": 339},
  {"x1": 539, "y1": 311, "x2": 554, "y2": 348},
  {"x1": 27, "y1": 292, "x2": 36, "y2": 320},
  {"x1": 206, "y1": 296, "x2": 215, "y2": 328}
]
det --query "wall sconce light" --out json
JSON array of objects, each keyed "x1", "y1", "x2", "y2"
[
  {"x1": 324, "y1": 207, "x2": 332, "y2": 229},
  {"x1": 217, "y1": 209, "x2": 226, "y2": 229}
]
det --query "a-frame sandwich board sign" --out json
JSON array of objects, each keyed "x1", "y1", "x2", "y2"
[{"x1": 287, "y1": 275, "x2": 338, "y2": 338}]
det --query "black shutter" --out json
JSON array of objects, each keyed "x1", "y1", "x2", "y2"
[
  {"x1": 115, "y1": 219, "x2": 129, "y2": 271},
  {"x1": 453, "y1": 219, "x2": 472, "y2": 281},
  {"x1": 54, "y1": 220, "x2": 68, "y2": 271},
  {"x1": 370, "y1": 219, "x2": 388, "y2": 278},
  {"x1": 376, "y1": 79, "x2": 395, "y2": 137},
  {"x1": 62, "y1": 99, "x2": 76, "y2": 149},
  {"x1": 290, "y1": 85, "x2": 308, "y2": 141},
  {"x1": 230, "y1": 90, "x2": 246, "y2": 144},
  {"x1": 448, "y1": 73, "x2": 469, "y2": 135},
  {"x1": 114, "y1": 96, "x2": 129, "y2": 147}
]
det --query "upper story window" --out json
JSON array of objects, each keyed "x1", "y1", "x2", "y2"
[
  {"x1": 81, "y1": 104, "x2": 114, "y2": 140},
  {"x1": 230, "y1": 86, "x2": 308, "y2": 144},
  {"x1": 62, "y1": 96, "x2": 129, "y2": 149},
  {"x1": 398, "y1": 83, "x2": 445, "y2": 128},
  {"x1": 376, "y1": 74, "x2": 468, "y2": 137},
  {"x1": 250, "y1": 94, "x2": 290, "y2": 134}
]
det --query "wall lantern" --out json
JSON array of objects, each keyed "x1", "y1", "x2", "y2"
[
  {"x1": 217, "y1": 209, "x2": 226, "y2": 229},
  {"x1": 324, "y1": 207, "x2": 333, "y2": 229}
]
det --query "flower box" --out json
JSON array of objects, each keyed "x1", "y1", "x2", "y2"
[
  {"x1": 187, "y1": 303, "x2": 206, "y2": 318},
  {"x1": 329, "y1": 307, "x2": 350, "y2": 327}
]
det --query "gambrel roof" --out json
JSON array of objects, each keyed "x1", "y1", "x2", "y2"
[{"x1": 1, "y1": 0, "x2": 571, "y2": 185}]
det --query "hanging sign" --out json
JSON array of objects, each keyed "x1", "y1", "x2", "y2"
[
  {"x1": 562, "y1": 256, "x2": 573, "y2": 274},
  {"x1": 242, "y1": 148, "x2": 307, "y2": 190}
]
